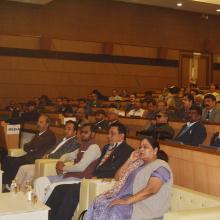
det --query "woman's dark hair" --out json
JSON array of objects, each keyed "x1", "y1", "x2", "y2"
[
  {"x1": 157, "y1": 150, "x2": 169, "y2": 162},
  {"x1": 141, "y1": 137, "x2": 160, "y2": 150},
  {"x1": 140, "y1": 137, "x2": 169, "y2": 162}
]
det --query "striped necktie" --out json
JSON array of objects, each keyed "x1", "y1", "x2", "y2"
[{"x1": 97, "y1": 143, "x2": 118, "y2": 167}]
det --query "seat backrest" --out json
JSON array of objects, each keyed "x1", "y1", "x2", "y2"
[
  {"x1": 171, "y1": 185, "x2": 220, "y2": 211},
  {"x1": 20, "y1": 131, "x2": 35, "y2": 148}
]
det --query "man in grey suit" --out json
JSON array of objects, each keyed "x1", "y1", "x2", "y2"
[
  {"x1": 202, "y1": 94, "x2": 220, "y2": 123},
  {"x1": 15, "y1": 120, "x2": 80, "y2": 191}
]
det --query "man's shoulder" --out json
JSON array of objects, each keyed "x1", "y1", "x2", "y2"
[{"x1": 117, "y1": 141, "x2": 133, "y2": 151}]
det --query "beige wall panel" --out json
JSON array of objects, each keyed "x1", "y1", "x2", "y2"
[
  {"x1": 0, "y1": 35, "x2": 40, "y2": 49},
  {"x1": 0, "y1": 57, "x2": 45, "y2": 70},
  {"x1": 0, "y1": 0, "x2": 220, "y2": 51},
  {"x1": 52, "y1": 39, "x2": 103, "y2": 54},
  {"x1": 213, "y1": 70, "x2": 220, "y2": 82},
  {"x1": 113, "y1": 45, "x2": 157, "y2": 58}
]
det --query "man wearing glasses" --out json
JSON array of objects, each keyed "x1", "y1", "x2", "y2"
[{"x1": 137, "y1": 110, "x2": 175, "y2": 140}]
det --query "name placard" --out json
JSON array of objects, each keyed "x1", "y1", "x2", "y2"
[
  {"x1": 63, "y1": 117, "x2": 76, "y2": 124},
  {"x1": 7, "y1": 124, "x2": 21, "y2": 135}
]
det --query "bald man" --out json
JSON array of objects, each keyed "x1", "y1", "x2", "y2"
[{"x1": 2, "y1": 114, "x2": 56, "y2": 190}]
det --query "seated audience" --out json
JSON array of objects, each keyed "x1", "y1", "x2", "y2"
[
  {"x1": 76, "y1": 107, "x2": 89, "y2": 128},
  {"x1": 46, "y1": 122, "x2": 133, "y2": 220},
  {"x1": 120, "y1": 89, "x2": 129, "y2": 98},
  {"x1": 194, "y1": 94, "x2": 204, "y2": 107},
  {"x1": 174, "y1": 106, "x2": 207, "y2": 146},
  {"x1": 5, "y1": 101, "x2": 20, "y2": 118},
  {"x1": 167, "y1": 86, "x2": 182, "y2": 110},
  {"x1": 142, "y1": 90, "x2": 154, "y2": 103},
  {"x1": 202, "y1": 94, "x2": 220, "y2": 123},
  {"x1": 84, "y1": 137, "x2": 173, "y2": 220},
  {"x1": 176, "y1": 93, "x2": 194, "y2": 121},
  {"x1": 143, "y1": 100, "x2": 157, "y2": 119},
  {"x1": 127, "y1": 100, "x2": 145, "y2": 117},
  {"x1": 92, "y1": 89, "x2": 108, "y2": 101},
  {"x1": 137, "y1": 110, "x2": 174, "y2": 140},
  {"x1": 107, "y1": 108, "x2": 120, "y2": 127},
  {"x1": 78, "y1": 98, "x2": 93, "y2": 116},
  {"x1": 93, "y1": 110, "x2": 109, "y2": 131},
  {"x1": 88, "y1": 92, "x2": 103, "y2": 107},
  {"x1": 20, "y1": 101, "x2": 40, "y2": 122},
  {"x1": 34, "y1": 123, "x2": 101, "y2": 202},
  {"x1": 15, "y1": 120, "x2": 80, "y2": 191},
  {"x1": 156, "y1": 100, "x2": 167, "y2": 112},
  {"x1": 109, "y1": 89, "x2": 122, "y2": 101},
  {"x1": 178, "y1": 87, "x2": 186, "y2": 98},
  {"x1": 56, "y1": 97, "x2": 74, "y2": 116},
  {"x1": 2, "y1": 115, "x2": 56, "y2": 190},
  {"x1": 125, "y1": 93, "x2": 137, "y2": 112},
  {"x1": 210, "y1": 132, "x2": 220, "y2": 148},
  {"x1": 208, "y1": 83, "x2": 220, "y2": 102}
]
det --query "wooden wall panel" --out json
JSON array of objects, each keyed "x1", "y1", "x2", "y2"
[
  {"x1": 0, "y1": 0, "x2": 220, "y2": 52},
  {"x1": 213, "y1": 70, "x2": 220, "y2": 83}
]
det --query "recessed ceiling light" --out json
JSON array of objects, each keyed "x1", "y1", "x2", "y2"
[
  {"x1": 177, "y1": 3, "x2": 183, "y2": 7},
  {"x1": 216, "y1": 9, "x2": 220, "y2": 12}
]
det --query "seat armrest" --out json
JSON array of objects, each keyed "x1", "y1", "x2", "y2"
[
  {"x1": 35, "y1": 159, "x2": 59, "y2": 178},
  {"x1": 8, "y1": 149, "x2": 26, "y2": 157},
  {"x1": 164, "y1": 206, "x2": 220, "y2": 220},
  {"x1": 72, "y1": 179, "x2": 114, "y2": 220}
]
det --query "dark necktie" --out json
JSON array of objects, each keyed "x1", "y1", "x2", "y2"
[{"x1": 206, "y1": 111, "x2": 210, "y2": 121}]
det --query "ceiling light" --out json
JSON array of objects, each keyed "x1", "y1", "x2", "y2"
[
  {"x1": 177, "y1": 3, "x2": 183, "y2": 7},
  {"x1": 217, "y1": 9, "x2": 220, "y2": 12}
]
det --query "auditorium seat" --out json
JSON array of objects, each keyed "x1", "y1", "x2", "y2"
[{"x1": 73, "y1": 180, "x2": 220, "y2": 220}]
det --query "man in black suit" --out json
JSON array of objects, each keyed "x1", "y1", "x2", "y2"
[
  {"x1": 93, "y1": 110, "x2": 108, "y2": 131},
  {"x1": 46, "y1": 122, "x2": 133, "y2": 220},
  {"x1": 2, "y1": 114, "x2": 56, "y2": 188},
  {"x1": 174, "y1": 105, "x2": 207, "y2": 146}
]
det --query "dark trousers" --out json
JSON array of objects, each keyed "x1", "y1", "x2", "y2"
[
  {"x1": 1, "y1": 155, "x2": 32, "y2": 185},
  {"x1": 46, "y1": 183, "x2": 81, "y2": 220}
]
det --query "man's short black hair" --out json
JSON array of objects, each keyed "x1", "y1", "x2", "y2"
[
  {"x1": 109, "y1": 122, "x2": 127, "y2": 139},
  {"x1": 184, "y1": 93, "x2": 194, "y2": 102},
  {"x1": 65, "y1": 120, "x2": 78, "y2": 132},
  {"x1": 204, "y1": 93, "x2": 216, "y2": 102},
  {"x1": 190, "y1": 105, "x2": 202, "y2": 115},
  {"x1": 81, "y1": 123, "x2": 97, "y2": 133},
  {"x1": 95, "y1": 109, "x2": 106, "y2": 116},
  {"x1": 78, "y1": 98, "x2": 87, "y2": 103}
]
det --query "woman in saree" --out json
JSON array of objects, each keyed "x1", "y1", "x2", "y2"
[{"x1": 84, "y1": 137, "x2": 173, "y2": 220}]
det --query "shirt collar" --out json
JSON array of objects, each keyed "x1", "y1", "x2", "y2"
[{"x1": 38, "y1": 130, "x2": 47, "y2": 136}]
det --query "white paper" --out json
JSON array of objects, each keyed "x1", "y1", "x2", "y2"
[{"x1": 7, "y1": 124, "x2": 21, "y2": 135}]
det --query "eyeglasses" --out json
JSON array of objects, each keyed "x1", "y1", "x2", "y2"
[
  {"x1": 80, "y1": 130, "x2": 89, "y2": 134},
  {"x1": 156, "y1": 115, "x2": 163, "y2": 118}
]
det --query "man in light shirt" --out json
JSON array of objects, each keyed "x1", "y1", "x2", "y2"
[
  {"x1": 15, "y1": 120, "x2": 80, "y2": 190},
  {"x1": 127, "y1": 100, "x2": 145, "y2": 117},
  {"x1": 34, "y1": 123, "x2": 101, "y2": 203}
]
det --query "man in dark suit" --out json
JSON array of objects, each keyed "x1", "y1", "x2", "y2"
[
  {"x1": 46, "y1": 122, "x2": 133, "y2": 220},
  {"x1": 2, "y1": 114, "x2": 56, "y2": 188},
  {"x1": 174, "y1": 105, "x2": 207, "y2": 146},
  {"x1": 93, "y1": 110, "x2": 108, "y2": 131}
]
